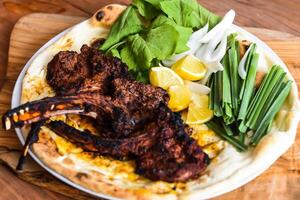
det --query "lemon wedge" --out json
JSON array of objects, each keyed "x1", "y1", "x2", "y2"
[
  {"x1": 181, "y1": 111, "x2": 188, "y2": 122},
  {"x1": 168, "y1": 85, "x2": 191, "y2": 112},
  {"x1": 149, "y1": 67, "x2": 184, "y2": 90},
  {"x1": 172, "y1": 55, "x2": 207, "y2": 81},
  {"x1": 190, "y1": 93, "x2": 210, "y2": 107},
  {"x1": 186, "y1": 95, "x2": 213, "y2": 125}
]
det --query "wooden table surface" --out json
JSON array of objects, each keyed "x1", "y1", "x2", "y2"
[{"x1": 0, "y1": 0, "x2": 300, "y2": 199}]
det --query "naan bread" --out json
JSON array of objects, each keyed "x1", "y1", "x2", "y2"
[{"x1": 20, "y1": 4, "x2": 300, "y2": 200}]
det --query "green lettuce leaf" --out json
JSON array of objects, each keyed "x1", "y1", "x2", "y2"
[
  {"x1": 146, "y1": 24, "x2": 179, "y2": 59},
  {"x1": 159, "y1": 0, "x2": 198, "y2": 28},
  {"x1": 120, "y1": 24, "x2": 179, "y2": 73},
  {"x1": 151, "y1": 15, "x2": 192, "y2": 53},
  {"x1": 110, "y1": 49, "x2": 121, "y2": 59},
  {"x1": 100, "y1": 6, "x2": 143, "y2": 51},
  {"x1": 132, "y1": 0, "x2": 160, "y2": 20},
  {"x1": 159, "y1": 0, "x2": 221, "y2": 29},
  {"x1": 143, "y1": 0, "x2": 161, "y2": 8},
  {"x1": 120, "y1": 34, "x2": 155, "y2": 72},
  {"x1": 174, "y1": 25, "x2": 193, "y2": 53},
  {"x1": 197, "y1": 3, "x2": 221, "y2": 29}
]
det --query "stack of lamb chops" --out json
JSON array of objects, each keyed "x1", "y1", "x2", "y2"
[{"x1": 3, "y1": 45, "x2": 209, "y2": 182}]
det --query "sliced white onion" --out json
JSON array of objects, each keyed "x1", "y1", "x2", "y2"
[
  {"x1": 206, "y1": 60, "x2": 224, "y2": 73},
  {"x1": 211, "y1": 34, "x2": 228, "y2": 62},
  {"x1": 238, "y1": 44, "x2": 253, "y2": 79},
  {"x1": 185, "y1": 80, "x2": 211, "y2": 95},
  {"x1": 196, "y1": 43, "x2": 210, "y2": 60},
  {"x1": 199, "y1": 10, "x2": 236, "y2": 43},
  {"x1": 162, "y1": 10, "x2": 236, "y2": 77},
  {"x1": 195, "y1": 10, "x2": 235, "y2": 63},
  {"x1": 195, "y1": 43, "x2": 204, "y2": 59},
  {"x1": 256, "y1": 47, "x2": 268, "y2": 72},
  {"x1": 200, "y1": 61, "x2": 224, "y2": 84},
  {"x1": 162, "y1": 59, "x2": 175, "y2": 67},
  {"x1": 161, "y1": 53, "x2": 187, "y2": 66},
  {"x1": 162, "y1": 24, "x2": 209, "y2": 66},
  {"x1": 188, "y1": 24, "x2": 209, "y2": 43},
  {"x1": 206, "y1": 29, "x2": 225, "y2": 53},
  {"x1": 186, "y1": 24, "x2": 209, "y2": 56},
  {"x1": 186, "y1": 24, "x2": 209, "y2": 55},
  {"x1": 197, "y1": 34, "x2": 229, "y2": 64},
  {"x1": 158, "y1": 63, "x2": 166, "y2": 68}
]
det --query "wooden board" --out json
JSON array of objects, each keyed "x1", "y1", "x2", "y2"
[{"x1": 0, "y1": 13, "x2": 300, "y2": 200}]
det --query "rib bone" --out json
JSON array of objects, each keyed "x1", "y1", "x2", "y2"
[{"x1": 3, "y1": 96, "x2": 86, "y2": 130}]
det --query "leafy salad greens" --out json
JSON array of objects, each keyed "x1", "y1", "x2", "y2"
[{"x1": 99, "y1": 0, "x2": 221, "y2": 82}]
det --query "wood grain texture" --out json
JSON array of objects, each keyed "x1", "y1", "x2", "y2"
[
  {"x1": 0, "y1": 164, "x2": 71, "y2": 200},
  {"x1": 0, "y1": 2, "x2": 299, "y2": 200}
]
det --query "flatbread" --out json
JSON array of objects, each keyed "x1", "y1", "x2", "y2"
[{"x1": 20, "y1": 4, "x2": 300, "y2": 200}]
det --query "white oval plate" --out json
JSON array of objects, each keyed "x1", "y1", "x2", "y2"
[{"x1": 11, "y1": 21, "x2": 300, "y2": 200}]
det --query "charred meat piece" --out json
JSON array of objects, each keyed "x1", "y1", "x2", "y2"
[
  {"x1": 47, "y1": 45, "x2": 131, "y2": 95},
  {"x1": 137, "y1": 138, "x2": 210, "y2": 182},
  {"x1": 2, "y1": 44, "x2": 210, "y2": 182},
  {"x1": 47, "y1": 120, "x2": 159, "y2": 159},
  {"x1": 136, "y1": 111, "x2": 210, "y2": 182},
  {"x1": 47, "y1": 50, "x2": 91, "y2": 95},
  {"x1": 110, "y1": 78, "x2": 169, "y2": 136},
  {"x1": 16, "y1": 120, "x2": 46, "y2": 170}
]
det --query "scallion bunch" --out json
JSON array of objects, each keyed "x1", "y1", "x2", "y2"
[{"x1": 207, "y1": 34, "x2": 292, "y2": 151}]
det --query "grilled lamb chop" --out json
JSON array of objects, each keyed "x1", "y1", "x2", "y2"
[
  {"x1": 47, "y1": 120, "x2": 159, "y2": 159},
  {"x1": 46, "y1": 106, "x2": 209, "y2": 182},
  {"x1": 4, "y1": 78, "x2": 168, "y2": 137},
  {"x1": 2, "y1": 45, "x2": 209, "y2": 182}
]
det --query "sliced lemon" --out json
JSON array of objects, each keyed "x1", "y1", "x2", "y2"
[
  {"x1": 172, "y1": 55, "x2": 207, "y2": 81},
  {"x1": 190, "y1": 93, "x2": 210, "y2": 107},
  {"x1": 181, "y1": 110, "x2": 188, "y2": 122},
  {"x1": 186, "y1": 103, "x2": 213, "y2": 124},
  {"x1": 168, "y1": 85, "x2": 191, "y2": 112},
  {"x1": 149, "y1": 67, "x2": 184, "y2": 90},
  {"x1": 186, "y1": 95, "x2": 213, "y2": 125}
]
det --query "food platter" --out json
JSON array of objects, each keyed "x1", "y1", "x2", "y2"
[{"x1": 6, "y1": 3, "x2": 300, "y2": 200}]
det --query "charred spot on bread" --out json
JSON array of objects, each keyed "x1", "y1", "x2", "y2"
[
  {"x1": 96, "y1": 11, "x2": 105, "y2": 21},
  {"x1": 92, "y1": 4, "x2": 126, "y2": 27}
]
